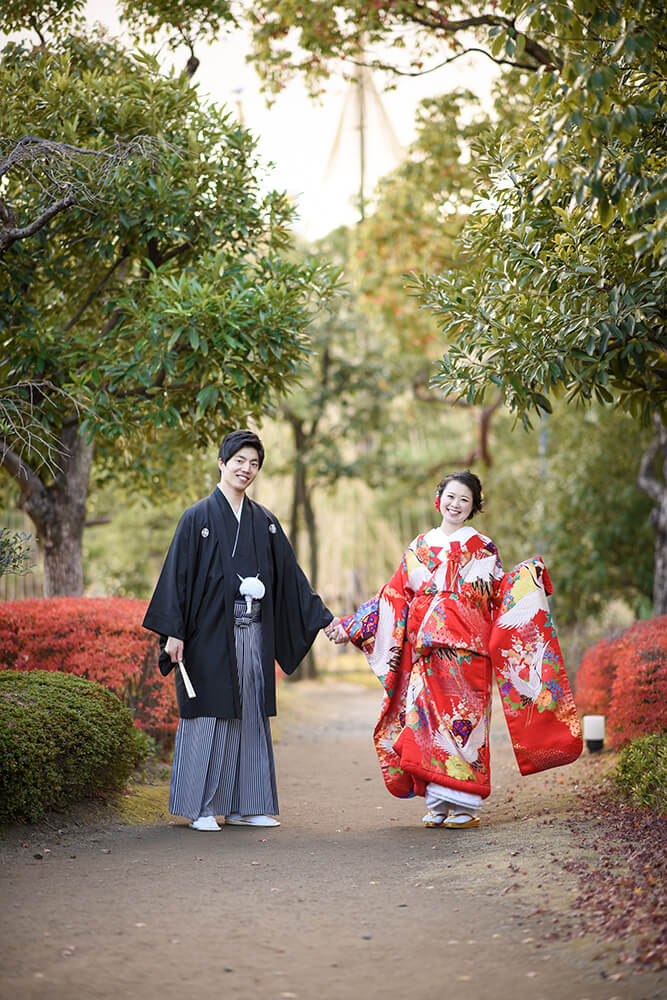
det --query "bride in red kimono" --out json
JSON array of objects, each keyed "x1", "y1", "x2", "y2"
[{"x1": 331, "y1": 472, "x2": 582, "y2": 830}]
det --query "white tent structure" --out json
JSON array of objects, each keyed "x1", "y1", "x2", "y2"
[{"x1": 304, "y1": 64, "x2": 404, "y2": 239}]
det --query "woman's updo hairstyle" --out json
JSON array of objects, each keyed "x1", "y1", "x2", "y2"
[{"x1": 435, "y1": 471, "x2": 484, "y2": 520}]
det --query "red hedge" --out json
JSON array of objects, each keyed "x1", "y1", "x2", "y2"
[
  {"x1": 0, "y1": 598, "x2": 178, "y2": 738},
  {"x1": 574, "y1": 636, "x2": 620, "y2": 716},
  {"x1": 606, "y1": 616, "x2": 667, "y2": 749},
  {"x1": 576, "y1": 616, "x2": 667, "y2": 749}
]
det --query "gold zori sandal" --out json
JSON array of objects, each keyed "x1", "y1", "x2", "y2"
[{"x1": 442, "y1": 811, "x2": 481, "y2": 829}]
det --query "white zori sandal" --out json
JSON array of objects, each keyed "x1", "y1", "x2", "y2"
[
  {"x1": 225, "y1": 814, "x2": 280, "y2": 827},
  {"x1": 191, "y1": 816, "x2": 222, "y2": 831}
]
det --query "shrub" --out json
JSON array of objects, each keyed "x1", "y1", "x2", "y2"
[
  {"x1": 0, "y1": 597, "x2": 178, "y2": 738},
  {"x1": 607, "y1": 616, "x2": 667, "y2": 749},
  {"x1": 0, "y1": 670, "x2": 144, "y2": 824},
  {"x1": 614, "y1": 733, "x2": 666, "y2": 813},
  {"x1": 574, "y1": 636, "x2": 620, "y2": 715}
]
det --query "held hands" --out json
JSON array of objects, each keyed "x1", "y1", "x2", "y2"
[
  {"x1": 324, "y1": 617, "x2": 350, "y2": 645},
  {"x1": 165, "y1": 636, "x2": 184, "y2": 663}
]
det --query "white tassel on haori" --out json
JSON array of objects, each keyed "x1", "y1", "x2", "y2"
[{"x1": 238, "y1": 574, "x2": 265, "y2": 613}]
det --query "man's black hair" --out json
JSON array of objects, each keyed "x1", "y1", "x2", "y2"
[{"x1": 219, "y1": 429, "x2": 265, "y2": 468}]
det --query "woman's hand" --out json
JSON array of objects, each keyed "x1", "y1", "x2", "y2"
[{"x1": 324, "y1": 618, "x2": 350, "y2": 644}]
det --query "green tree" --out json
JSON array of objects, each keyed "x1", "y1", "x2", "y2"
[
  {"x1": 0, "y1": 34, "x2": 337, "y2": 596},
  {"x1": 0, "y1": 528, "x2": 33, "y2": 577},
  {"x1": 241, "y1": 1, "x2": 564, "y2": 96},
  {"x1": 1, "y1": 0, "x2": 236, "y2": 74},
  {"x1": 408, "y1": 1, "x2": 666, "y2": 609}
]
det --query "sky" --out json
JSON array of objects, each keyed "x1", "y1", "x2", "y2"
[{"x1": 14, "y1": 2, "x2": 499, "y2": 238}]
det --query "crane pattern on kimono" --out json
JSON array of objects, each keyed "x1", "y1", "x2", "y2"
[{"x1": 343, "y1": 537, "x2": 582, "y2": 798}]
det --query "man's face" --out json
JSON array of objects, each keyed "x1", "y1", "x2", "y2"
[{"x1": 218, "y1": 447, "x2": 260, "y2": 494}]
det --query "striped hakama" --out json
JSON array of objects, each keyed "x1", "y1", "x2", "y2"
[{"x1": 169, "y1": 599, "x2": 278, "y2": 820}]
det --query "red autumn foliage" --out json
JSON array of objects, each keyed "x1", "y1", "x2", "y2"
[
  {"x1": 576, "y1": 615, "x2": 667, "y2": 749},
  {"x1": 0, "y1": 598, "x2": 178, "y2": 739},
  {"x1": 606, "y1": 616, "x2": 667, "y2": 750},
  {"x1": 574, "y1": 635, "x2": 620, "y2": 716}
]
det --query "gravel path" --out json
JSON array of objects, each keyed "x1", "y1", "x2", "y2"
[{"x1": 0, "y1": 679, "x2": 663, "y2": 1000}]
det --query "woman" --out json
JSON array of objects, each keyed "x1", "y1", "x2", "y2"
[{"x1": 330, "y1": 471, "x2": 582, "y2": 830}]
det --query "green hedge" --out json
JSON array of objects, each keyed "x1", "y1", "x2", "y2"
[
  {"x1": 0, "y1": 669, "x2": 144, "y2": 824},
  {"x1": 614, "y1": 733, "x2": 666, "y2": 813}
]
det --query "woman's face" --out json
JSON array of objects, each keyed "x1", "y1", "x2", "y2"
[{"x1": 439, "y1": 480, "x2": 474, "y2": 531}]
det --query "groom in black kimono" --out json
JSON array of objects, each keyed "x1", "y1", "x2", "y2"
[{"x1": 143, "y1": 429, "x2": 336, "y2": 830}]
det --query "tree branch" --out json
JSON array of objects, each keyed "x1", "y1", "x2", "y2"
[
  {"x1": 64, "y1": 252, "x2": 130, "y2": 332},
  {"x1": 0, "y1": 439, "x2": 43, "y2": 501},
  {"x1": 404, "y1": 12, "x2": 561, "y2": 69},
  {"x1": 159, "y1": 241, "x2": 193, "y2": 266},
  {"x1": 0, "y1": 197, "x2": 16, "y2": 227},
  {"x1": 347, "y1": 46, "x2": 539, "y2": 78},
  {"x1": 109, "y1": 379, "x2": 199, "y2": 402},
  {"x1": 0, "y1": 190, "x2": 76, "y2": 257}
]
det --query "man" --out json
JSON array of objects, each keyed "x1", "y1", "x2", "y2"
[{"x1": 143, "y1": 429, "x2": 337, "y2": 831}]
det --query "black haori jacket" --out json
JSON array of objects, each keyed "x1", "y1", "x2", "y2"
[{"x1": 142, "y1": 489, "x2": 332, "y2": 719}]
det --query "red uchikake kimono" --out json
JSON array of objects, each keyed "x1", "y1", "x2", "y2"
[{"x1": 341, "y1": 526, "x2": 582, "y2": 801}]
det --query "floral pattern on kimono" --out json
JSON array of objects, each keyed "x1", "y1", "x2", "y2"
[{"x1": 342, "y1": 528, "x2": 582, "y2": 801}]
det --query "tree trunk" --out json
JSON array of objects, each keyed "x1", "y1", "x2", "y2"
[
  {"x1": 303, "y1": 484, "x2": 318, "y2": 593},
  {"x1": 638, "y1": 416, "x2": 667, "y2": 616},
  {"x1": 653, "y1": 512, "x2": 667, "y2": 615},
  {"x1": 20, "y1": 423, "x2": 94, "y2": 596},
  {"x1": 286, "y1": 417, "x2": 318, "y2": 680},
  {"x1": 298, "y1": 483, "x2": 320, "y2": 681}
]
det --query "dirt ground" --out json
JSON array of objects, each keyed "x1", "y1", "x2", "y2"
[{"x1": 0, "y1": 679, "x2": 664, "y2": 1000}]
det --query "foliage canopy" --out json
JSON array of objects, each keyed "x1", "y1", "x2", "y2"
[
  {"x1": 0, "y1": 35, "x2": 338, "y2": 495},
  {"x1": 410, "y1": 0, "x2": 666, "y2": 424}
]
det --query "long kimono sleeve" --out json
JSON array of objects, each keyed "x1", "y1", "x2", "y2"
[
  {"x1": 490, "y1": 557, "x2": 583, "y2": 775},
  {"x1": 341, "y1": 554, "x2": 412, "y2": 682},
  {"x1": 142, "y1": 514, "x2": 195, "y2": 672},
  {"x1": 270, "y1": 518, "x2": 333, "y2": 674}
]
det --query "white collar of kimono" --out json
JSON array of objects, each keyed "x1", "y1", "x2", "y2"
[
  {"x1": 217, "y1": 485, "x2": 244, "y2": 523},
  {"x1": 424, "y1": 524, "x2": 477, "y2": 549}
]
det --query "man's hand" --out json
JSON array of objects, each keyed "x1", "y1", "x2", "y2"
[
  {"x1": 324, "y1": 618, "x2": 350, "y2": 645},
  {"x1": 165, "y1": 636, "x2": 184, "y2": 663}
]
